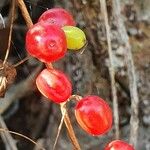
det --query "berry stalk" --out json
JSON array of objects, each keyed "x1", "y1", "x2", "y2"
[
  {"x1": 60, "y1": 103, "x2": 81, "y2": 150},
  {"x1": 17, "y1": 0, "x2": 33, "y2": 28}
]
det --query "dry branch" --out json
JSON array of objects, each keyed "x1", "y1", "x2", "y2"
[
  {"x1": 0, "y1": 115, "x2": 18, "y2": 150},
  {"x1": 112, "y1": 0, "x2": 139, "y2": 148},
  {"x1": 60, "y1": 103, "x2": 81, "y2": 150},
  {"x1": 100, "y1": 0, "x2": 120, "y2": 139},
  {"x1": 52, "y1": 106, "x2": 66, "y2": 150},
  {"x1": 17, "y1": 0, "x2": 33, "y2": 27},
  {"x1": 3, "y1": 0, "x2": 15, "y2": 65},
  {"x1": 0, "y1": 127, "x2": 45, "y2": 150}
]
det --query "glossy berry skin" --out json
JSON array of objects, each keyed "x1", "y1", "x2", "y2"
[
  {"x1": 62, "y1": 26, "x2": 86, "y2": 50},
  {"x1": 38, "y1": 8, "x2": 76, "y2": 27},
  {"x1": 75, "y1": 96, "x2": 112, "y2": 136},
  {"x1": 104, "y1": 140, "x2": 135, "y2": 150},
  {"x1": 36, "y1": 69, "x2": 72, "y2": 103},
  {"x1": 26, "y1": 22, "x2": 67, "y2": 63}
]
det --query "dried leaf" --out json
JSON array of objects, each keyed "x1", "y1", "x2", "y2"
[{"x1": 0, "y1": 60, "x2": 16, "y2": 97}]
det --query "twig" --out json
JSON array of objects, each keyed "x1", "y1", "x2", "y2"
[
  {"x1": 52, "y1": 94, "x2": 82, "y2": 149},
  {"x1": 52, "y1": 106, "x2": 66, "y2": 150},
  {"x1": 3, "y1": 0, "x2": 15, "y2": 65},
  {"x1": 45, "y1": 63, "x2": 53, "y2": 69},
  {"x1": 0, "y1": 127, "x2": 45, "y2": 150},
  {"x1": 70, "y1": 95, "x2": 82, "y2": 102},
  {"x1": 13, "y1": 56, "x2": 31, "y2": 67},
  {"x1": 60, "y1": 103, "x2": 81, "y2": 150},
  {"x1": 112, "y1": 0, "x2": 139, "y2": 148},
  {"x1": 100, "y1": 0, "x2": 120, "y2": 139},
  {"x1": 0, "y1": 115, "x2": 18, "y2": 150},
  {"x1": 115, "y1": 74, "x2": 130, "y2": 97},
  {"x1": 17, "y1": 0, "x2": 33, "y2": 27}
]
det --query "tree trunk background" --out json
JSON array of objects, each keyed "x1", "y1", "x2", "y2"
[{"x1": 0, "y1": 0, "x2": 149, "y2": 150}]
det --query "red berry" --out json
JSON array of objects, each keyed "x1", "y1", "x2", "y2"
[
  {"x1": 36, "y1": 68, "x2": 72, "y2": 103},
  {"x1": 38, "y1": 8, "x2": 76, "y2": 27},
  {"x1": 104, "y1": 140, "x2": 135, "y2": 150},
  {"x1": 26, "y1": 22, "x2": 67, "y2": 63},
  {"x1": 75, "y1": 96, "x2": 112, "y2": 136}
]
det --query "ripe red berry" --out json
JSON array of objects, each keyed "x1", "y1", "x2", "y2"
[
  {"x1": 26, "y1": 22, "x2": 67, "y2": 63},
  {"x1": 104, "y1": 140, "x2": 135, "y2": 150},
  {"x1": 36, "y1": 68, "x2": 72, "y2": 103},
  {"x1": 75, "y1": 96, "x2": 112, "y2": 136},
  {"x1": 38, "y1": 8, "x2": 76, "y2": 27}
]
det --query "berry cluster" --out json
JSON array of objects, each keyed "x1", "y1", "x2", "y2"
[{"x1": 25, "y1": 8, "x2": 134, "y2": 149}]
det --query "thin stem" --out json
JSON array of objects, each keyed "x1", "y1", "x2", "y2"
[
  {"x1": 0, "y1": 115, "x2": 17, "y2": 150},
  {"x1": 13, "y1": 56, "x2": 30, "y2": 67},
  {"x1": 45, "y1": 63, "x2": 54, "y2": 69},
  {"x1": 17, "y1": 0, "x2": 33, "y2": 27},
  {"x1": 70, "y1": 95, "x2": 82, "y2": 102},
  {"x1": 60, "y1": 103, "x2": 81, "y2": 150},
  {"x1": 52, "y1": 106, "x2": 66, "y2": 150},
  {"x1": 53, "y1": 94, "x2": 82, "y2": 150},
  {"x1": 3, "y1": 0, "x2": 16, "y2": 65},
  {"x1": 112, "y1": 0, "x2": 139, "y2": 147},
  {"x1": 0, "y1": 128, "x2": 45, "y2": 150},
  {"x1": 100, "y1": 0, "x2": 120, "y2": 139},
  {"x1": 67, "y1": 41, "x2": 88, "y2": 54},
  {"x1": 80, "y1": 41, "x2": 88, "y2": 54}
]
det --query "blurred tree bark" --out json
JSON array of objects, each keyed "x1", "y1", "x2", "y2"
[{"x1": 135, "y1": 0, "x2": 150, "y2": 20}]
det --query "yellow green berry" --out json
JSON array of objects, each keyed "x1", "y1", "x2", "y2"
[{"x1": 62, "y1": 26, "x2": 86, "y2": 50}]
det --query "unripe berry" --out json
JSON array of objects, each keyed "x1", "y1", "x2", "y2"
[
  {"x1": 38, "y1": 8, "x2": 76, "y2": 27},
  {"x1": 75, "y1": 96, "x2": 112, "y2": 136},
  {"x1": 62, "y1": 26, "x2": 86, "y2": 50},
  {"x1": 26, "y1": 22, "x2": 67, "y2": 63},
  {"x1": 36, "y1": 69, "x2": 72, "y2": 103},
  {"x1": 104, "y1": 140, "x2": 135, "y2": 150}
]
